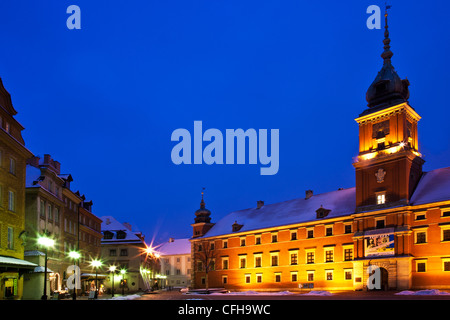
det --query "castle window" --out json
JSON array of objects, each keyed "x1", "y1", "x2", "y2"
[
  {"x1": 254, "y1": 254, "x2": 262, "y2": 268},
  {"x1": 306, "y1": 250, "x2": 315, "y2": 264},
  {"x1": 415, "y1": 230, "x2": 427, "y2": 244},
  {"x1": 416, "y1": 260, "x2": 427, "y2": 272},
  {"x1": 324, "y1": 248, "x2": 334, "y2": 263},
  {"x1": 376, "y1": 192, "x2": 386, "y2": 205},
  {"x1": 290, "y1": 230, "x2": 297, "y2": 240},
  {"x1": 255, "y1": 235, "x2": 261, "y2": 245},
  {"x1": 316, "y1": 206, "x2": 331, "y2": 219},
  {"x1": 271, "y1": 233, "x2": 278, "y2": 243},
  {"x1": 239, "y1": 256, "x2": 246, "y2": 269},
  {"x1": 443, "y1": 259, "x2": 450, "y2": 272},
  {"x1": 344, "y1": 224, "x2": 352, "y2": 234},
  {"x1": 375, "y1": 218, "x2": 385, "y2": 229},
  {"x1": 274, "y1": 272, "x2": 281, "y2": 283},
  {"x1": 270, "y1": 252, "x2": 279, "y2": 266},
  {"x1": 325, "y1": 270, "x2": 334, "y2": 281},
  {"x1": 222, "y1": 257, "x2": 229, "y2": 270}
]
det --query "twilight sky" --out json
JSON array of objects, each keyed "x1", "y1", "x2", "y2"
[{"x1": 0, "y1": 0, "x2": 449, "y2": 245}]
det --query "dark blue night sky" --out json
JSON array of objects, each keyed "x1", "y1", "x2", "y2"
[{"x1": 0, "y1": 0, "x2": 449, "y2": 245}]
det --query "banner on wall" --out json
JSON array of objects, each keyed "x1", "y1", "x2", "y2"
[{"x1": 364, "y1": 228, "x2": 395, "y2": 257}]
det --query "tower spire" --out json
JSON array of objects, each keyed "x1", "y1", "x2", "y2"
[
  {"x1": 200, "y1": 187, "x2": 206, "y2": 209},
  {"x1": 381, "y1": 3, "x2": 393, "y2": 64}
]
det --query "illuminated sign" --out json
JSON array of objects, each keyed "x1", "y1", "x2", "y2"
[{"x1": 364, "y1": 228, "x2": 395, "y2": 257}]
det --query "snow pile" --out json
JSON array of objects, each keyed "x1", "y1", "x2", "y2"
[
  {"x1": 211, "y1": 290, "x2": 295, "y2": 296},
  {"x1": 302, "y1": 291, "x2": 333, "y2": 296},
  {"x1": 395, "y1": 289, "x2": 450, "y2": 296},
  {"x1": 106, "y1": 294, "x2": 141, "y2": 300}
]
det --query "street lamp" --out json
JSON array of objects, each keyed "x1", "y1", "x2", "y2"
[
  {"x1": 37, "y1": 234, "x2": 55, "y2": 300},
  {"x1": 120, "y1": 268, "x2": 127, "y2": 295},
  {"x1": 90, "y1": 259, "x2": 102, "y2": 299},
  {"x1": 68, "y1": 251, "x2": 81, "y2": 300},
  {"x1": 109, "y1": 265, "x2": 116, "y2": 297}
]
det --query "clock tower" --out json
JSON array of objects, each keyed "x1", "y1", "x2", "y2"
[{"x1": 353, "y1": 8, "x2": 424, "y2": 212}]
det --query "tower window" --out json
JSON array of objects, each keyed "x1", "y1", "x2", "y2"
[{"x1": 376, "y1": 192, "x2": 386, "y2": 205}]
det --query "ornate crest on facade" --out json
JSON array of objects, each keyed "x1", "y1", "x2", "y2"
[{"x1": 375, "y1": 168, "x2": 386, "y2": 183}]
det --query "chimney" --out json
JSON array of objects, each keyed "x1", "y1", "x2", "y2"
[
  {"x1": 123, "y1": 222, "x2": 132, "y2": 231},
  {"x1": 53, "y1": 160, "x2": 61, "y2": 174},
  {"x1": 169, "y1": 238, "x2": 174, "y2": 243},
  {"x1": 44, "y1": 154, "x2": 51, "y2": 165},
  {"x1": 27, "y1": 156, "x2": 40, "y2": 168},
  {"x1": 257, "y1": 200, "x2": 264, "y2": 209},
  {"x1": 305, "y1": 190, "x2": 313, "y2": 200}
]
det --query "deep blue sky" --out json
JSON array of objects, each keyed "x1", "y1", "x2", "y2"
[{"x1": 1, "y1": 1, "x2": 449, "y2": 245}]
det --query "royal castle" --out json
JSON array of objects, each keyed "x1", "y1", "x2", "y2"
[{"x1": 189, "y1": 11, "x2": 450, "y2": 292}]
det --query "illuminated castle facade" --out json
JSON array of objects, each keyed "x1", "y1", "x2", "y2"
[{"x1": 189, "y1": 12, "x2": 450, "y2": 291}]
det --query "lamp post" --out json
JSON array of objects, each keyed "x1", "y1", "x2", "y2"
[
  {"x1": 90, "y1": 259, "x2": 102, "y2": 299},
  {"x1": 120, "y1": 268, "x2": 127, "y2": 295},
  {"x1": 109, "y1": 265, "x2": 116, "y2": 297},
  {"x1": 38, "y1": 234, "x2": 55, "y2": 300},
  {"x1": 68, "y1": 251, "x2": 81, "y2": 300}
]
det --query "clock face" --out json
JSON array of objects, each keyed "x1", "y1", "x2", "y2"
[{"x1": 372, "y1": 120, "x2": 390, "y2": 139}]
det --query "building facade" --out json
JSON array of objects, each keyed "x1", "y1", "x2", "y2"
[
  {"x1": 159, "y1": 238, "x2": 191, "y2": 289},
  {"x1": 24, "y1": 155, "x2": 66, "y2": 295},
  {"x1": 24, "y1": 155, "x2": 103, "y2": 298},
  {"x1": 190, "y1": 14, "x2": 450, "y2": 292},
  {"x1": 100, "y1": 216, "x2": 159, "y2": 293},
  {"x1": 0, "y1": 78, "x2": 36, "y2": 300}
]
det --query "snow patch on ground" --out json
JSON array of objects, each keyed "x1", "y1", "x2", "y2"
[
  {"x1": 302, "y1": 291, "x2": 333, "y2": 296},
  {"x1": 395, "y1": 289, "x2": 450, "y2": 296},
  {"x1": 106, "y1": 294, "x2": 142, "y2": 300},
  {"x1": 211, "y1": 290, "x2": 296, "y2": 296}
]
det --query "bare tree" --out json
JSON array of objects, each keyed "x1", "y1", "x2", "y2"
[{"x1": 193, "y1": 239, "x2": 219, "y2": 292}]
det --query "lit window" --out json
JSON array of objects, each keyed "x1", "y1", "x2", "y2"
[
  {"x1": 376, "y1": 193, "x2": 386, "y2": 205},
  {"x1": 326, "y1": 270, "x2": 334, "y2": 281}
]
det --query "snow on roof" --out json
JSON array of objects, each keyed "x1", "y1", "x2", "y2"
[
  {"x1": 100, "y1": 215, "x2": 144, "y2": 243},
  {"x1": 158, "y1": 238, "x2": 191, "y2": 256},
  {"x1": 201, "y1": 167, "x2": 450, "y2": 239},
  {"x1": 202, "y1": 187, "x2": 356, "y2": 238},
  {"x1": 410, "y1": 167, "x2": 450, "y2": 206},
  {"x1": 0, "y1": 255, "x2": 38, "y2": 268}
]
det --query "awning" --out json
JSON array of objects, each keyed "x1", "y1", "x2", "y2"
[
  {"x1": 32, "y1": 266, "x2": 55, "y2": 273},
  {"x1": 0, "y1": 255, "x2": 38, "y2": 276}
]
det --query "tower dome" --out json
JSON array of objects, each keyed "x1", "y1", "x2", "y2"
[{"x1": 194, "y1": 189, "x2": 211, "y2": 223}]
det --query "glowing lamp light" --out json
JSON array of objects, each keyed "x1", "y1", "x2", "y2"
[
  {"x1": 109, "y1": 265, "x2": 117, "y2": 272},
  {"x1": 90, "y1": 259, "x2": 102, "y2": 268},
  {"x1": 37, "y1": 236, "x2": 55, "y2": 248},
  {"x1": 68, "y1": 251, "x2": 81, "y2": 260},
  {"x1": 120, "y1": 269, "x2": 127, "y2": 275}
]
